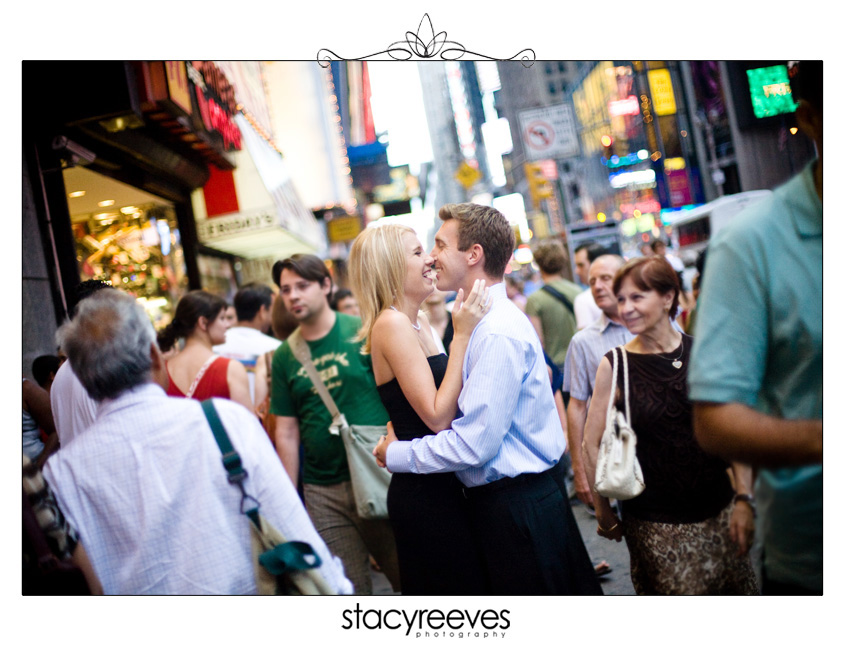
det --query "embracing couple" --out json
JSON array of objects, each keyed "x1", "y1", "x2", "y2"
[{"x1": 348, "y1": 203, "x2": 601, "y2": 596}]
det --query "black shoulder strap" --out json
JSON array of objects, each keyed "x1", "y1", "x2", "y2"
[{"x1": 540, "y1": 284, "x2": 575, "y2": 315}]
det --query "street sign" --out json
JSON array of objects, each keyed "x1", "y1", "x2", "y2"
[
  {"x1": 327, "y1": 215, "x2": 362, "y2": 243},
  {"x1": 454, "y1": 161, "x2": 482, "y2": 189},
  {"x1": 518, "y1": 104, "x2": 580, "y2": 161}
]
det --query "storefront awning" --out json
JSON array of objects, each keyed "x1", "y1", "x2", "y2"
[{"x1": 193, "y1": 115, "x2": 326, "y2": 260}]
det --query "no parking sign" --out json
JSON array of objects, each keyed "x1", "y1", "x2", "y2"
[{"x1": 518, "y1": 104, "x2": 580, "y2": 161}]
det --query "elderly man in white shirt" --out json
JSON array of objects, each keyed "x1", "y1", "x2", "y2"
[{"x1": 43, "y1": 288, "x2": 351, "y2": 595}]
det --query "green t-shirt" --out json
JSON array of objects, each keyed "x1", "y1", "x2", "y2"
[
  {"x1": 270, "y1": 312, "x2": 389, "y2": 485},
  {"x1": 525, "y1": 278, "x2": 581, "y2": 368}
]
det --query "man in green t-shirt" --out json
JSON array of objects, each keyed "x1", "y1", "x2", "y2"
[
  {"x1": 525, "y1": 239, "x2": 582, "y2": 371},
  {"x1": 271, "y1": 254, "x2": 400, "y2": 595}
]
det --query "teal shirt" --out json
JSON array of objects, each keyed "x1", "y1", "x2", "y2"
[
  {"x1": 271, "y1": 312, "x2": 389, "y2": 485},
  {"x1": 688, "y1": 161, "x2": 822, "y2": 590}
]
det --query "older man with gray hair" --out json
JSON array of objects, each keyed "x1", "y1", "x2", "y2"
[{"x1": 43, "y1": 288, "x2": 351, "y2": 595}]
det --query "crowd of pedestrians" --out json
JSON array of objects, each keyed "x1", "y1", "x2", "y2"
[{"x1": 22, "y1": 61, "x2": 821, "y2": 597}]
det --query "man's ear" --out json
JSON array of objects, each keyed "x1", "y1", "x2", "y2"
[
  {"x1": 149, "y1": 343, "x2": 169, "y2": 389},
  {"x1": 465, "y1": 243, "x2": 485, "y2": 269}
]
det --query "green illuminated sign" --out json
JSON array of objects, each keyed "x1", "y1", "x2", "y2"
[{"x1": 747, "y1": 65, "x2": 798, "y2": 119}]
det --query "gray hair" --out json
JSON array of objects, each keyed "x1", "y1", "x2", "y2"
[
  {"x1": 56, "y1": 288, "x2": 156, "y2": 401},
  {"x1": 592, "y1": 253, "x2": 626, "y2": 270}
]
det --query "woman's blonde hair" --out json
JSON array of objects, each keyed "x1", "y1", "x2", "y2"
[{"x1": 348, "y1": 223, "x2": 416, "y2": 354}]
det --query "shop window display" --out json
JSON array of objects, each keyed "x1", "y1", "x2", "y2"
[
  {"x1": 70, "y1": 200, "x2": 188, "y2": 330},
  {"x1": 64, "y1": 167, "x2": 189, "y2": 329}
]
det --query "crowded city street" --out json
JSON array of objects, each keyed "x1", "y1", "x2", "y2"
[{"x1": 14, "y1": 10, "x2": 828, "y2": 649}]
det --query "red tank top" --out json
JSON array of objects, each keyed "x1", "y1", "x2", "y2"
[{"x1": 166, "y1": 356, "x2": 232, "y2": 401}]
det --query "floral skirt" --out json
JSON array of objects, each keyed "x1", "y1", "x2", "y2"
[{"x1": 624, "y1": 502, "x2": 759, "y2": 595}]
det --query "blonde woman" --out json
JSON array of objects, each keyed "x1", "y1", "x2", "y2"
[{"x1": 348, "y1": 223, "x2": 490, "y2": 595}]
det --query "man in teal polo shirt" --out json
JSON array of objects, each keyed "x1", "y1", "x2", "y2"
[{"x1": 689, "y1": 61, "x2": 822, "y2": 595}]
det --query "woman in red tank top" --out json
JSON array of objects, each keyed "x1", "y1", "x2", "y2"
[{"x1": 157, "y1": 290, "x2": 253, "y2": 413}]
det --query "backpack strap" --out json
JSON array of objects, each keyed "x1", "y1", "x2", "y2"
[{"x1": 540, "y1": 284, "x2": 575, "y2": 315}]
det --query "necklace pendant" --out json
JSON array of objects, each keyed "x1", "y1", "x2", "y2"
[{"x1": 672, "y1": 360, "x2": 683, "y2": 369}]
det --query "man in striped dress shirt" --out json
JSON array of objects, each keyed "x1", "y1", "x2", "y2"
[{"x1": 377, "y1": 203, "x2": 601, "y2": 595}]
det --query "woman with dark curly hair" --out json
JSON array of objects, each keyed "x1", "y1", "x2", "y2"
[
  {"x1": 582, "y1": 256, "x2": 758, "y2": 595},
  {"x1": 158, "y1": 290, "x2": 253, "y2": 412}
]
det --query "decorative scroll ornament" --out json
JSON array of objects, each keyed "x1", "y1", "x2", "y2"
[{"x1": 318, "y1": 14, "x2": 535, "y2": 67}]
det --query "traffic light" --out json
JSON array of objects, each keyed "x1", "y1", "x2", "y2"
[{"x1": 524, "y1": 162, "x2": 553, "y2": 207}]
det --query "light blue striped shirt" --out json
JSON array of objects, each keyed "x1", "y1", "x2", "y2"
[
  {"x1": 386, "y1": 283, "x2": 566, "y2": 487},
  {"x1": 563, "y1": 313, "x2": 633, "y2": 401}
]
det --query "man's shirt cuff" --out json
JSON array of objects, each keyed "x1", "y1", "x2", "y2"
[{"x1": 386, "y1": 440, "x2": 413, "y2": 473}]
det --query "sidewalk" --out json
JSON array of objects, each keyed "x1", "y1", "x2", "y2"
[{"x1": 570, "y1": 498, "x2": 635, "y2": 595}]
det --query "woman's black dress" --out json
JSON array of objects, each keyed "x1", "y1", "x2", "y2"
[{"x1": 377, "y1": 354, "x2": 487, "y2": 595}]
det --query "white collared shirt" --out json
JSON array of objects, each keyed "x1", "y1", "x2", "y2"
[
  {"x1": 563, "y1": 313, "x2": 634, "y2": 401},
  {"x1": 50, "y1": 361, "x2": 99, "y2": 446},
  {"x1": 44, "y1": 383, "x2": 352, "y2": 595}
]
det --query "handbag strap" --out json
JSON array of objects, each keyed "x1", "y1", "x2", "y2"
[
  {"x1": 201, "y1": 399, "x2": 261, "y2": 523},
  {"x1": 186, "y1": 355, "x2": 219, "y2": 399},
  {"x1": 200, "y1": 399, "x2": 326, "y2": 588},
  {"x1": 619, "y1": 346, "x2": 632, "y2": 424},
  {"x1": 287, "y1": 328, "x2": 344, "y2": 425},
  {"x1": 604, "y1": 346, "x2": 633, "y2": 426},
  {"x1": 605, "y1": 347, "x2": 620, "y2": 425}
]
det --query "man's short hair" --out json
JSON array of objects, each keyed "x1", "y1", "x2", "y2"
[
  {"x1": 275, "y1": 254, "x2": 333, "y2": 302},
  {"x1": 32, "y1": 355, "x2": 61, "y2": 388},
  {"x1": 330, "y1": 288, "x2": 354, "y2": 311},
  {"x1": 589, "y1": 253, "x2": 625, "y2": 276},
  {"x1": 438, "y1": 203, "x2": 515, "y2": 279},
  {"x1": 532, "y1": 239, "x2": 568, "y2": 275},
  {"x1": 233, "y1": 283, "x2": 274, "y2": 322},
  {"x1": 58, "y1": 288, "x2": 156, "y2": 401},
  {"x1": 583, "y1": 242, "x2": 609, "y2": 263},
  {"x1": 788, "y1": 60, "x2": 822, "y2": 112},
  {"x1": 72, "y1": 279, "x2": 111, "y2": 317}
]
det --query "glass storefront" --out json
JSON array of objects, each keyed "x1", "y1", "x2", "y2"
[{"x1": 63, "y1": 166, "x2": 188, "y2": 330}]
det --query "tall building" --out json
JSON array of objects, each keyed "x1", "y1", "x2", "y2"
[{"x1": 417, "y1": 62, "x2": 469, "y2": 210}]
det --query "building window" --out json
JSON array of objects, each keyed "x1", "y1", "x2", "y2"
[
  {"x1": 558, "y1": 62, "x2": 567, "y2": 73},
  {"x1": 549, "y1": 82, "x2": 557, "y2": 94}
]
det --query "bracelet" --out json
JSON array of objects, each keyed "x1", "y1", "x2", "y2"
[
  {"x1": 734, "y1": 493, "x2": 757, "y2": 517},
  {"x1": 598, "y1": 522, "x2": 620, "y2": 535}
]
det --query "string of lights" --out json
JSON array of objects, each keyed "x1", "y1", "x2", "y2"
[{"x1": 324, "y1": 64, "x2": 358, "y2": 216}]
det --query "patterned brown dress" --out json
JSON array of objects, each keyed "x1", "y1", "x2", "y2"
[{"x1": 607, "y1": 334, "x2": 759, "y2": 595}]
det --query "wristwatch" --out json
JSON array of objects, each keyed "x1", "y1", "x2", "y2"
[{"x1": 734, "y1": 493, "x2": 757, "y2": 517}]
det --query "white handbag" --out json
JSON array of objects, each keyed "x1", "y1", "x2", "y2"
[{"x1": 594, "y1": 347, "x2": 645, "y2": 500}]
